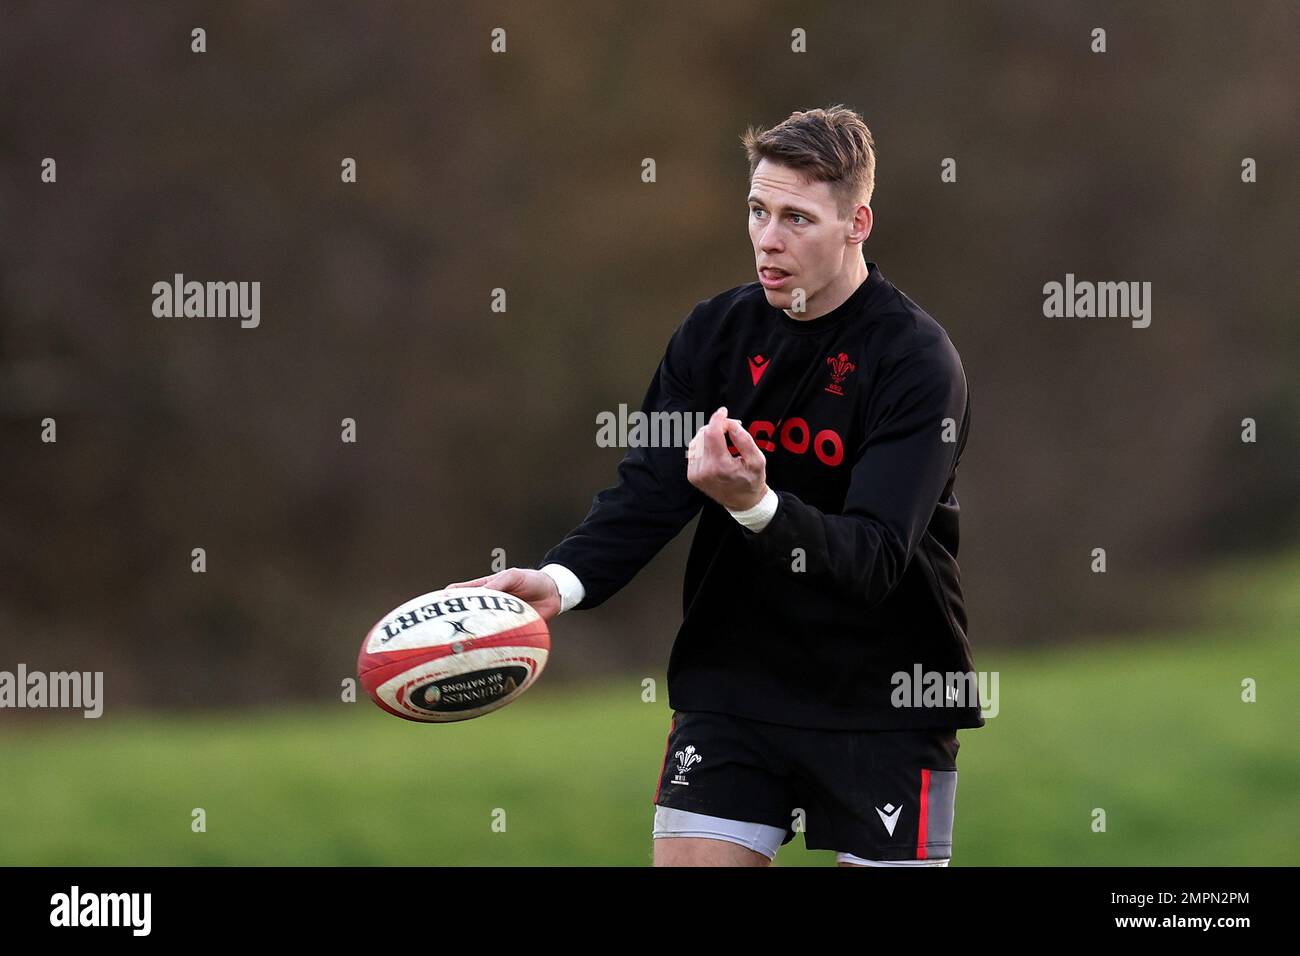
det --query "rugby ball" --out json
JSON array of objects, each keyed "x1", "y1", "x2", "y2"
[{"x1": 357, "y1": 587, "x2": 550, "y2": 722}]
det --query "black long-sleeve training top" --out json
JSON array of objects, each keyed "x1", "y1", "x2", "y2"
[{"x1": 538, "y1": 262, "x2": 984, "y2": 730}]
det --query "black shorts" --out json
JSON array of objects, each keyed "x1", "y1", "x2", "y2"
[{"x1": 652, "y1": 709, "x2": 960, "y2": 862}]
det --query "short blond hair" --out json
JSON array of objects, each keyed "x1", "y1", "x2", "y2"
[{"x1": 740, "y1": 105, "x2": 876, "y2": 219}]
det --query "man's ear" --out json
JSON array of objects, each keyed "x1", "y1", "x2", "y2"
[{"x1": 851, "y1": 204, "x2": 873, "y2": 244}]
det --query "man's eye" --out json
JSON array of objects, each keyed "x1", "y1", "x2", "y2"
[
  {"x1": 790, "y1": 214, "x2": 806, "y2": 224},
  {"x1": 750, "y1": 207, "x2": 764, "y2": 218}
]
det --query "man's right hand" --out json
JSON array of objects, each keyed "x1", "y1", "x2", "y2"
[{"x1": 443, "y1": 567, "x2": 562, "y2": 622}]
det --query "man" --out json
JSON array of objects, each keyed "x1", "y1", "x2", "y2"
[{"x1": 448, "y1": 105, "x2": 983, "y2": 867}]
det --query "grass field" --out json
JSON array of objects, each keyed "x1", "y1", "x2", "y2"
[{"x1": 2, "y1": 552, "x2": 1296, "y2": 866}]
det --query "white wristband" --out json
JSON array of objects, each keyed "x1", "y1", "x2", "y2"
[
  {"x1": 727, "y1": 487, "x2": 779, "y2": 533},
  {"x1": 539, "y1": 563, "x2": 586, "y2": 614}
]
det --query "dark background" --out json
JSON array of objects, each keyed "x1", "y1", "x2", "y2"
[{"x1": 3, "y1": 0, "x2": 1298, "y2": 707}]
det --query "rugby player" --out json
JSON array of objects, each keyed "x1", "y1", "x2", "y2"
[{"x1": 449, "y1": 105, "x2": 982, "y2": 867}]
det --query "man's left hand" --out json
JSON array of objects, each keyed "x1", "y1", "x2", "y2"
[{"x1": 686, "y1": 406, "x2": 769, "y2": 511}]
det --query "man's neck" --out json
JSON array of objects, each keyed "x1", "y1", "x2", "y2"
[{"x1": 786, "y1": 258, "x2": 870, "y2": 321}]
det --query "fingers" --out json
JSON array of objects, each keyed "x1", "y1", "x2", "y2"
[
  {"x1": 725, "y1": 418, "x2": 764, "y2": 467},
  {"x1": 447, "y1": 569, "x2": 514, "y2": 590},
  {"x1": 690, "y1": 406, "x2": 761, "y2": 474},
  {"x1": 446, "y1": 568, "x2": 527, "y2": 593},
  {"x1": 699, "y1": 406, "x2": 732, "y2": 458},
  {"x1": 445, "y1": 577, "x2": 489, "y2": 589},
  {"x1": 687, "y1": 410, "x2": 720, "y2": 471},
  {"x1": 685, "y1": 407, "x2": 767, "y2": 510},
  {"x1": 704, "y1": 406, "x2": 761, "y2": 464}
]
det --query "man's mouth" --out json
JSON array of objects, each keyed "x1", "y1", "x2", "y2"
[{"x1": 759, "y1": 267, "x2": 791, "y2": 288}]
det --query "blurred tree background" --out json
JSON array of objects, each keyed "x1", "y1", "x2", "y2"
[{"x1": 2, "y1": 0, "x2": 1297, "y2": 708}]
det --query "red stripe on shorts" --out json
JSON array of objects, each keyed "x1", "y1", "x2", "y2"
[{"x1": 916, "y1": 768, "x2": 931, "y2": 859}]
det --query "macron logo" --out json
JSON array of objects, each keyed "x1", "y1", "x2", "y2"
[
  {"x1": 748, "y1": 354, "x2": 771, "y2": 386},
  {"x1": 875, "y1": 803, "x2": 902, "y2": 836}
]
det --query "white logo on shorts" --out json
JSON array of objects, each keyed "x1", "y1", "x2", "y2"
[
  {"x1": 671, "y1": 744, "x2": 701, "y2": 785},
  {"x1": 876, "y1": 802, "x2": 902, "y2": 836}
]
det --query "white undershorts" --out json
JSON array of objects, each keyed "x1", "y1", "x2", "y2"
[{"x1": 653, "y1": 805, "x2": 950, "y2": 866}]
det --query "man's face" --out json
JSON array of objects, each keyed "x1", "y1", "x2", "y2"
[{"x1": 746, "y1": 158, "x2": 870, "y2": 312}]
